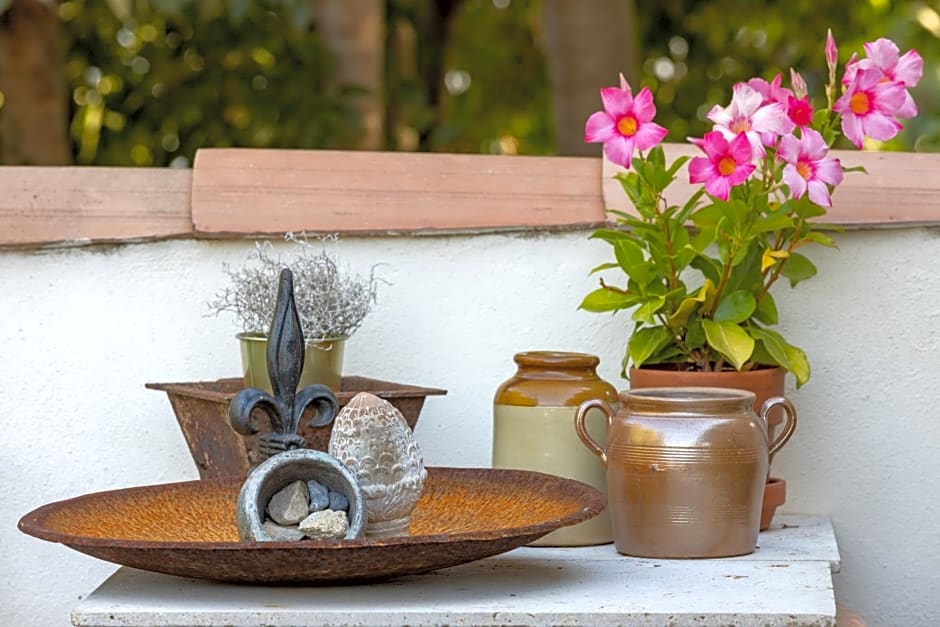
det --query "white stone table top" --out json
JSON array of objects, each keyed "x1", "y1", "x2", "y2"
[{"x1": 72, "y1": 513, "x2": 839, "y2": 627}]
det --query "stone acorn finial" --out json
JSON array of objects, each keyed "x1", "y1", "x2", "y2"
[{"x1": 228, "y1": 268, "x2": 338, "y2": 459}]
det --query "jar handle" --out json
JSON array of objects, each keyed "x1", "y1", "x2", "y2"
[
  {"x1": 760, "y1": 396, "x2": 797, "y2": 467},
  {"x1": 575, "y1": 399, "x2": 614, "y2": 468}
]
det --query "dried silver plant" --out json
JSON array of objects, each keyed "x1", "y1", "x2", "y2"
[{"x1": 209, "y1": 233, "x2": 380, "y2": 340}]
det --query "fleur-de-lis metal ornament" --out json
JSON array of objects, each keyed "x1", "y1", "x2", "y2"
[{"x1": 228, "y1": 268, "x2": 338, "y2": 459}]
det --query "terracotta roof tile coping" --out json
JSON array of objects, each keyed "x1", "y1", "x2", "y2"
[{"x1": 1, "y1": 145, "x2": 938, "y2": 248}]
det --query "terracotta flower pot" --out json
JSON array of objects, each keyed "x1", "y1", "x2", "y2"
[
  {"x1": 761, "y1": 477, "x2": 786, "y2": 531},
  {"x1": 629, "y1": 365, "x2": 792, "y2": 531}
]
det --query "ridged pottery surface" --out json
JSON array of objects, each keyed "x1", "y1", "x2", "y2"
[
  {"x1": 18, "y1": 468, "x2": 605, "y2": 584},
  {"x1": 329, "y1": 392, "x2": 427, "y2": 538},
  {"x1": 576, "y1": 387, "x2": 789, "y2": 558},
  {"x1": 493, "y1": 351, "x2": 618, "y2": 546},
  {"x1": 629, "y1": 365, "x2": 792, "y2": 530}
]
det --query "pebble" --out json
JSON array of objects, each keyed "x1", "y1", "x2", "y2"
[
  {"x1": 262, "y1": 519, "x2": 306, "y2": 542},
  {"x1": 328, "y1": 489, "x2": 349, "y2": 512},
  {"x1": 299, "y1": 509, "x2": 349, "y2": 539},
  {"x1": 267, "y1": 480, "x2": 309, "y2": 525},
  {"x1": 307, "y1": 480, "x2": 330, "y2": 512}
]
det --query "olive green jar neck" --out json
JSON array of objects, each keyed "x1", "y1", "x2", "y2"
[{"x1": 621, "y1": 387, "x2": 756, "y2": 416}]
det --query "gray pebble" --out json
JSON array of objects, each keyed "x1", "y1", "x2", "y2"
[
  {"x1": 307, "y1": 480, "x2": 330, "y2": 512},
  {"x1": 328, "y1": 489, "x2": 349, "y2": 512},
  {"x1": 267, "y1": 480, "x2": 309, "y2": 525},
  {"x1": 262, "y1": 519, "x2": 305, "y2": 542}
]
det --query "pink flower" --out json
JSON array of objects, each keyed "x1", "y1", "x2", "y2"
[
  {"x1": 833, "y1": 67, "x2": 907, "y2": 148},
  {"x1": 778, "y1": 129, "x2": 844, "y2": 207},
  {"x1": 748, "y1": 74, "x2": 793, "y2": 106},
  {"x1": 688, "y1": 131, "x2": 756, "y2": 201},
  {"x1": 786, "y1": 95, "x2": 814, "y2": 128},
  {"x1": 708, "y1": 83, "x2": 790, "y2": 157},
  {"x1": 844, "y1": 38, "x2": 923, "y2": 118},
  {"x1": 584, "y1": 76, "x2": 668, "y2": 168}
]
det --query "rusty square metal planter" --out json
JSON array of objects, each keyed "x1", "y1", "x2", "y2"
[{"x1": 147, "y1": 377, "x2": 446, "y2": 479}]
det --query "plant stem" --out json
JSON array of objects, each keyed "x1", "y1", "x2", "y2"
[
  {"x1": 654, "y1": 195, "x2": 681, "y2": 291},
  {"x1": 599, "y1": 277, "x2": 630, "y2": 294},
  {"x1": 655, "y1": 312, "x2": 695, "y2": 359}
]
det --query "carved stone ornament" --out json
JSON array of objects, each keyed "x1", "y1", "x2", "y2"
[
  {"x1": 228, "y1": 268, "x2": 366, "y2": 542},
  {"x1": 329, "y1": 392, "x2": 428, "y2": 538}
]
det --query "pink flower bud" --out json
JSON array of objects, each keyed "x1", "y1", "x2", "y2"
[
  {"x1": 826, "y1": 29, "x2": 838, "y2": 71},
  {"x1": 619, "y1": 73, "x2": 630, "y2": 93},
  {"x1": 790, "y1": 69, "x2": 808, "y2": 99}
]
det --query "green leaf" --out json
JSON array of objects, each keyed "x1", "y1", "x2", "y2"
[
  {"x1": 691, "y1": 202, "x2": 723, "y2": 229},
  {"x1": 589, "y1": 229, "x2": 630, "y2": 243},
  {"x1": 690, "y1": 255, "x2": 721, "y2": 285},
  {"x1": 812, "y1": 109, "x2": 830, "y2": 128},
  {"x1": 645, "y1": 344, "x2": 687, "y2": 365},
  {"x1": 842, "y1": 164, "x2": 868, "y2": 174},
  {"x1": 614, "y1": 239, "x2": 651, "y2": 285},
  {"x1": 780, "y1": 252, "x2": 818, "y2": 287},
  {"x1": 669, "y1": 280, "x2": 714, "y2": 327},
  {"x1": 616, "y1": 172, "x2": 646, "y2": 209},
  {"x1": 753, "y1": 213, "x2": 795, "y2": 233},
  {"x1": 665, "y1": 155, "x2": 691, "y2": 180},
  {"x1": 632, "y1": 296, "x2": 666, "y2": 324},
  {"x1": 793, "y1": 197, "x2": 828, "y2": 218},
  {"x1": 628, "y1": 326, "x2": 672, "y2": 368},
  {"x1": 675, "y1": 188, "x2": 706, "y2": 224},
  {"x1": 749, "y1": 340, "x2": 780, "y2": 367},
  {"x1": 784, "y1": 344, "x2": 811, "y2": 388},
  {"x1": 648, "y1": 145, "x2": 666, "y2": 169},
  {"x1": 685, "y1": 318, "x2": 706, "y2": 349},
  {"x1": 702, "y1": 320, "x2": 755, "y2": 371},
  {"x1": 579, "y1": 288, "x2": 637, "y2": 312},
  {"x1": 753, "y1": 293, "x2": 779, "y2": 325},
  {"x1": 803, "y1": 232, "x2": 838, "y2": 248},
  {"x1": 588, "y1": 262, "x2": 620, "y2": 274},
  {"x1": 713, "y1": 290, "x2": 756, "y2": 324},
  {"x1": 750, "y1": 327, "x2": 811, "y2": 387}
]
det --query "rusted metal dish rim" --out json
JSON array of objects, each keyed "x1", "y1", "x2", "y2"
[
  {"x1": 145, "y1": 377, "x2": 447, "y2": 402},
  {"x1": 18, "y1": 467, "x2": 604, "y2": 550}
]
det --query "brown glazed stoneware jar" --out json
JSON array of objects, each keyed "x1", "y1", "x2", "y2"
[
  {"x1": 575, "y1": 387, "x2": 796, "y2": 558},
  {"x1": 493, "y1": 351, "x2": 618, "y2": 546},
  {"x1": 630, "y1": 365, "x2": 792, "y2": 530}
]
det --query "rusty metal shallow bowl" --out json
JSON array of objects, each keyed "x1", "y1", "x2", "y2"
[{"x1": 18, "y1": 467, "x2": 604, "y2": 584}]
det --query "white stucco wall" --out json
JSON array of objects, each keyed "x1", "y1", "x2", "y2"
[{"x1": 2, "y1": 229, "x2": 938, "y2": 625}]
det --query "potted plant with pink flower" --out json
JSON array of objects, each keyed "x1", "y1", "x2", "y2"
[{"x1": 579, "y1": 32, "x2": 922, "y2": 529}]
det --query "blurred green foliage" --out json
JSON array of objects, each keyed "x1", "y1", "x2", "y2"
[{"x1": 32, "y1": 0, "x2": 940, "y2": 165}]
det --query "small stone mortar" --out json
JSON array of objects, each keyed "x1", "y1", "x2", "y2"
[{"x1": 236, "y1": 448, "x2": 366, "y2": 541}]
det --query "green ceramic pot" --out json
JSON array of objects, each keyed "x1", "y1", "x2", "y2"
[{"x1": 237, "y1": 332, "x2": 346, "y2": 393}]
